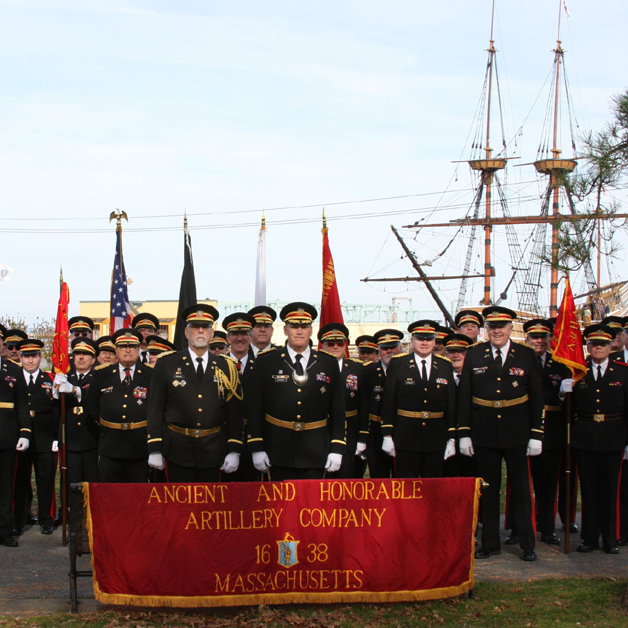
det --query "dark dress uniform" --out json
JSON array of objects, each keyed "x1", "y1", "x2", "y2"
[
  {"x1": 0, "y1": 357, "x2": 30, "y2": 542},
  {"x1": 64, "y1": 368, "x2": 100, "y2": 485},
  {"x1": 84, "y1": 363, "x2": 152, "y2": 483},
  {"x1": 147, "y1": 350, "x2": 243, "y2": 482},
  {"x1": 364, "y1": 360, "x2": 395, "y2": 479},
  {"x1": 611, "y1": 345, "x2": 628, "y2": 543},
  {"x1": 382, "y1": 353, "x2": 456, "y2": 478},
  {"x1": 14, "y1": 370, "x2": 59, "y2": 530},
  {"x1": 572, "y1": 358, "x2": 628, "y2": 550},
  {"x1": 530, "y1": 351, "x2": 570, "y2": 538},
  {"x1": 458, "y1": 340, "x2": 544, "y2": 555},
  {"x1": 247, "y1": 347, "x2": 346, "y2": 480},
  {"x1": 327, "y1": 356, "x2": 369, "y2": 479}
]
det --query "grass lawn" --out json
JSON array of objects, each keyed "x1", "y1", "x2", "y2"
[{"x1": 0, "y1": 579, "x2": 626, "y2": 627}]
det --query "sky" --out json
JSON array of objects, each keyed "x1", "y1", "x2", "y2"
[{"x1": 1, "y1": 0, "x2": 627, "y2": 325}]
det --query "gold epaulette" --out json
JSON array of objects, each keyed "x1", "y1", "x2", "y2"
[
  {"x1": 94, "y1": 363, "x2": 110, "y2": 371},
  {"x1": 142, "y1": 363, "x2": 154, "y2": 369},
  {"x1": 318, "y1": 349, "x2": 337, "y2": 359},
  {"x1": 155, "y1": 350, "x2": 176, "y2": 360},
  {"x1": 346, "y1": 357, "x2": 365, "y2": 364},
  {"x1": 8, "y1": 358, "x2": 21, "y2": 367},
  {"x1": 361, "y1": 360, "x2": 374, "y2": 366},
  {"x1": 258, "y1": 347, "x2": 276, "y2": 356},
  {"x1": 434, "y1": 353, "x2": 451, "y2": 363},
  {"x1": 390, "y1": 352, "x2": 408, "y2": 360}
]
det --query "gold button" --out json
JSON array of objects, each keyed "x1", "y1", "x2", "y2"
[
  {"x1": 122, "y1": 404, "x2": 127, "y2": 408},
  {"x1": 198, "y1": 394, "x2": 202, "y2": 399},
  {"x1": 422, "y1": 422, "x2": 426, "y2": 427},
  {"x1": 124, "y1": 394, "x2": 128, "y2": 398},
  {"x1": 596, "y1": 399, "x2": 600, "y2": 403},
  {"x1": 596, "y1": 389, "x2": 600, "y2": 393},
  {"x1": 497, "y1": 378, "x2": 501, "y2": 382},
  {"x1": 77, "y1": 422, "x2": 81, "y2": 426},
  {"x1": 197, "y1": 423, "x2": 201, "y2": 427},
  {"x1": 198, "y1": 408, "x2": 203, "y2": 412},
  {"x1": 297, "y1": 401, "x2": 302, "y2": 405},
  {"x1": 297, "y1": 388, "x2": 302, "y2": 393},
  {"x1": 424, "y1": 400, "x2": 428, "y2": 404},
  {"x1": 296, "y1": 415, "x2": 301, "y2": 419},
  {"x1": 424, "y1": 388, "x2": 428, "y2": 392},
  {"x1": 496, "y1": 390, "x2": 501, "y2": 394},
  {"x1": 122, "y1": 415, "x2": 126, "y2": 419},
  {"x1": 497, "y1": 415, "x2": 502, "y2": 419}
]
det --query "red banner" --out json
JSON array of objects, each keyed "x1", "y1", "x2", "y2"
[
  {"x1": 320, "y1": 224, "x2": 344, "y2": 328},
  {"x1": 52, "y1": 281, "x2": 70, "y2": 374},
  {"x1": 85, "y1": 478, "x2": 479, "y2": 608},
  {"x1": 550, "y1": 278, "x2": 587, "y2": 382}
]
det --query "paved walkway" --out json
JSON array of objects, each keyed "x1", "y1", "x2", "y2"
[{"x1": 0, "y1": 516, "x2": 626, "y2": 617}]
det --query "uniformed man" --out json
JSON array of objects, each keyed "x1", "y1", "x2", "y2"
[
  {"x1": 0, "y1": 325, "x2": 30, "y2": 547},
  {"x1": 14, "y1": 339, "x2": 58, "y2": 535},
  {"x1": 433, "y1": 325, "x2": 451, "y2": 357},
  {"x1": 524, "y1": 318, "x2": 571, "y2": 545},
  {"x1": 561, "y1": 324, "x2": 628, "y2": 554},
  {"x1": 84, "y1": 329, "x2": 152, "y2": 483},
  {"x1": 364, "y1": 329, "x2": 404, "y2": 479},
  {"x1": 443, "y1": 333, "x2": 475, "y2": 478},
  {"x1": 248, "y1": 306, "x2": 277, "y2": 356},
  {"x1": 132, "y1": 313, "x2": 160, "y2": 365},
  {"x1": 247, "y1": 302, "x2": 346, "y2": 480},
  {"x1": 223, "y1": 312, "x2": 258, "y2": 482},
  {"x1": 381, "y1": 321, "x2": 456, "y2": 478},
  {"x1": 145, "y1": 335, "x2": 176, "y2": 365},
  {"x1": 53, "y1": 338, "x2": 100, "y2": 487},
  {"x1": 620, "y1": 317, "x2": 628, "y2": 545},
  {"x1": 96, "y1": 336, "x2": 118, "y2": 365},
  {"x1": 455, "y1": 310, "x2": 484, "y2": 344},
  {"x1": 4, "y1": 330, "x2": 28, "y2": 363},
  {"x1": 68, "y1": 316, "x2": 94, "y2": 342},
  {"x1": 146, "y1": 304, "x2": 243, "y2": 482},
  {"x1": 318, "y1": 323, "x2": 369, "y2": 478},
  {"x1": 458, "y1": 306, "x2": 544, "y2": 561},
  {"x1": 209, "y1": 331, "x2": 230, "y2": 355},
  {"x1": 355, "y1": 335, "x2": 379, "y2": 363},
  {"x1": 601, "y1": 316, "x2": 625, "y2": 356}
]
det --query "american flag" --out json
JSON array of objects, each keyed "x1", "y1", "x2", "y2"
[{"x1": 110, "y1": 228, "x2": 132, "y2": 333}]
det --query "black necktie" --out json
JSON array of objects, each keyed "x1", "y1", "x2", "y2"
[
  {"x1": 295, "y1": 354, "x2": 304, "y2": 376},
  {"x1": 495, "y1": 348, "x2": 502, "y2": 369},
  {"x1": 78, "y1": 373, "x2": 84, "y2": 382},
  {"x1": 29, "y1": 374, "x2": 35, "y2": 388},
  {"x1": 597, "y1": 365, "x2": 602, "y2": 381},
  {"x1": 142, "y1": 351, "x2": 149, "y2": 364},
  {"x1": 421, "y1": 359, "x2": 428, "y2": 381},
  {"x1": 123, "y1": 368, "x2": 131, "y2": 385},
  {"x1": 196, "y1": 357, "x2": 204, "y2": 383},
  {"x1": 538, "y1": 356, "x2": 544, "y2": 369},
  {"x1": 237, "y1": 360, "x2": 242, "y2": 373}
]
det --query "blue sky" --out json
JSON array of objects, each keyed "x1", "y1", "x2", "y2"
[{"x1": 1, "y1": 0, "x2": 627, "y2": 324}]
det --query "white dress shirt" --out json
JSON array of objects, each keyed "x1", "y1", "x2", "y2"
[{"x1": 414, "y1": 353, "x2": 433, "y2": 380}]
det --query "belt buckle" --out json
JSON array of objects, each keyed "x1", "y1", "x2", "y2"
[
  {"x1": 121, "y1": 423, "x2": 130, "y2": 430},
  {"x1": 30, "y1": 410, "x2": 35, "y2": 418},
  {"x1": 294, "y1": 422, "x2": 304, "y2": 432},
  {"x1": 593, "y1": 414, "x2": 604, "y2": 423},
  {"x1": 421, "y1": 411, "x2": 430, "y2": 419},
  {"x1": 493, "y1": 401, "x2": 502, "y2": 408},
  {"x1": 194, "y1": 429, "x2": 202, "y2": 437}
]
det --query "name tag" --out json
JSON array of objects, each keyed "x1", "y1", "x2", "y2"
[
  {"x1": 272, "y1": 374, "x2": 289, "y2": 383},
  {"x1": 404, "y1": 378, "x2": 415, "y2": 386},
  {"x1": 473, "y1": 367, "x2": 487, "y2": 374},
  {"x1": 101, "y1": 386, "x2": 113, "y2": 394}
]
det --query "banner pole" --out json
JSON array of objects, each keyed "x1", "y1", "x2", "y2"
[
  {"x1": 61, "y1": 392, "x2": 68, "y2": 546},
  {"x1": 564, "y1": 391, "x2": 572, "y2": 554}
]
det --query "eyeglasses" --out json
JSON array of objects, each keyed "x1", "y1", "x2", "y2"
[
  {"x1": 73, "y1": 331, "x2": 91, "y2": 337},
  {"x1": 324, "y1": 340, "x2": 346, "y2": 347}
]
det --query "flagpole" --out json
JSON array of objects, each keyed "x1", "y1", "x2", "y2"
[
  {"x1": 108, "y1": 209, "x2": 129, "y2": 334},
  {"x1": 564, "y1": 392, "x2": 572, "y2": 554}
]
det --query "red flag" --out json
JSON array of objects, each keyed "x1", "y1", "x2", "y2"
[
  {"x1": 319, "y1": 218, "x2": 346, "y2": 353},
  {"x1": 52, "y1": 281, "x2": 71, "y2": 374},
  {"x1": 550, "y1": 278, "x2": 587, "y2": 382}
]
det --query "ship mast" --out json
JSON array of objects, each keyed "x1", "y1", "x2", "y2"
[{"x1": 467, "y1": 0, "x2": 506, "y2": 307}]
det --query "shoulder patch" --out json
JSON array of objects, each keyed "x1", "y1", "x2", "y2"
[
  {"x1": 258, "y1": 347, "x2": 277, "y2": 356},
  {"x1": 346, "y1": 357, "x2": 364, "y2": 364},
  {"x1": 8, "y1": 358, "x2": 21, "y2": 367},
  {"x1": 155, "y1": 350, "x2": 176, "y2": 361},
  {"x1": 94, "y1": 364, "x2": 110, "y2": 371},
  {"x1": 361, "y1": 359, "x2": 373, "y2": 366},
  {"x1": 434, "y1": 354, "x2": 451, "y2": 363},
  {"x1": 390, "y1": 352, "x2": 408, "y2": 360},
  {"x1": 143, "y1": 363, "x2": 154, "y2": 369},
  {"x1": 318, "y1": 349, "x2": 337, "y2": 359}
]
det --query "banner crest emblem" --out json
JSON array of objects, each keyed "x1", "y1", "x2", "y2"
[{"x1": 277, "y1": 532, "x2": 299, "y2": 568}]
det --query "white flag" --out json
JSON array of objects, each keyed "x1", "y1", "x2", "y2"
[
  {"x1": 0, "y1": 263, "x2": 14, "y2": 281},
  {"x1": 254, "y1": 216, "x2": 266, "y2": 306}
]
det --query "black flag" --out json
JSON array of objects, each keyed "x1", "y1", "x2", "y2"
[{"x1": 173, "y1": 216, "x2": 197, "y2": 350}]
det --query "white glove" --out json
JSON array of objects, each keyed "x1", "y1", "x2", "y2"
[
  {"x1": 623, "y1": 446, "x2": 628, "y2": 461},
  {"x1": 54, "y1": 373, "x2": 68, "y2": 386},
  {"x1": 252, "y1": 451, "x2": 271, "y2": 473},
  {"x1": 560, "y1": 379, "x2": 574, "y2": 394},
  {"x1": 382, "y1": 436, "x2": 396, "y2": 457},
  {"x1": 52, "y1": 441, "x2": 59, "y2": 453},
  {"x1": 527, "y1": 438, "x2": 543, "y2": 456},
  {"x1": 325, "y1": 453, "x2": 343, "y2": 473},
  {"x1": 148, "y1": 452, "x2": 165, "y2": 470},
  {"x1": 16, "y1": 437, "x2": 29, "y2": 452},
  {"x1": 355, "y1": 442, "x2": 367, "y2": 458},
  {"x1": 58, "y1": 382, "x2": 74, "y2": 394},
  {"x1": 459, "y1": 437, "x2": 474, "y2": 457},
  {"x1": 220, "y1": 452, "x2": 240, "y2": 474},
  {"x1": 444, "y1": 438, "x2": 456, "y2": 460}
]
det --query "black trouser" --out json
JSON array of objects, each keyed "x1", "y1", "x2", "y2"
[
  {"x1": 366, "y1": 448, "x2": 395, "y2": 479},
  {"x1": 99, "y1": 455, "x2": 148, "y2": 483},
  {"x1": 270, "y1": 466, "x2": 324, "y2": 481},
  {"x1": 444, "y1": 450, "x2": 477, "y2": 478},
  {"x1": 328, "y1": 417, "x2": 358, "y2": 479},
  {"x1": 619, "y1": 460, "x2": 628, "y2": 542},
  {"x1": 0, "y1": 448, "x2": 17, "y2": 537},
  {"x1": 13, "y1": 452, "x2": 33, "y2": 526},
  {"x1": 396, "y1": 449, "x2": 444, "y2": 479},
  {"x1": 14, "y1": 451, "x2": 57, "y2": 527},
  {"x1": 530, "y1": 446, "x2": 562, "y2": 535},
  {"x1": 575, "y1": 448, "x2": 622, "y2": 547},
  {"x1": 353, "y1": 455, "x2": 367, "y2": 479},
  {"x1": 166, "y1": 461, "x2": 220, "y2": 483},
  {"x1": 558, "y1": 447, "x2": 578, "y2": 527},
  {"x1": 67, "y1": 449, "x2": 100, "y2": 486},
  {"x1": 475, "y1": 444, "x2": 535, "y2": 552},
  {"x1": 223, "y1": 455, "x2": 259, "y2": 483}
]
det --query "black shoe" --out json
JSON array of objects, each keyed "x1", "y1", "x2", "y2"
[
  {"x1": 617, "y1": 537, "x2": 627, "y2": 547},
  {"x1": 540, "y1": 533, "x2": 561, "y2": 545},
  {"x1": 603, "y1": 543, "x2": 620, "y2": 555},
  {"x1": 522, "y1": 549, "x2": 537, "y2": 561},
  {"x1": 475, "y1": 548, "x2": 501, "y2": 559},
  {"x1": 40, "y1": 525, "x2": 54, "y2": 535},
  {"x1": 11, "y1": 526, "x2": 24, "y2": 537},
  {"x1": 26, "y1": 515, "x2": 38, "y2": 525},
  {"x1": 504, "y1": 534, "x2": 519, "y2": 545},
  {"x1": 0, "y1": 536, "x2": 18, "y2": 547},
  {"x1": 576, "y1": 542, "x2": 598, "y2": 553}
]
